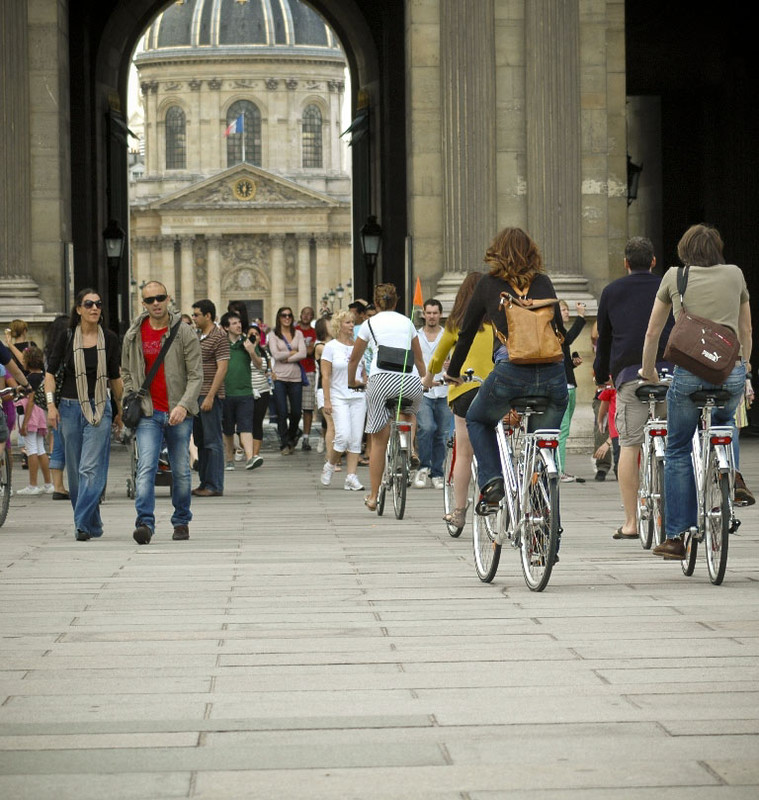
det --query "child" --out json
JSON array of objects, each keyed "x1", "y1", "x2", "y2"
[
  {"x1": 16, "y1": 346, "x2": 53, "y2": 495},
  {"x1": 594, "y1": 383, "x2": 619, "y2": 480}
]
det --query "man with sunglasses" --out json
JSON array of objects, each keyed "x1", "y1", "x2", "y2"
[{"x1": 121, "y1": 282, "x2": 202, "y2": 544}]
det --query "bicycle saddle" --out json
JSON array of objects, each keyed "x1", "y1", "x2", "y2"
[
  {"x1": 689, "y1": 389, "x2": 732, "y2": 407},
  {"x1": 384, "y1": 396, "x2": 414, "y2": 411},
  {"x1": 510, "y1": 395, "x2": 549, "y2": 414},
  {"x1": 635, "y1": 384, "x2": 669, "y2": 402}
]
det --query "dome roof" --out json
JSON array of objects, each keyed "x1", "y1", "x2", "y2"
[{"x1": 141, "y1": 0, "x2": 342, "y2": 58}]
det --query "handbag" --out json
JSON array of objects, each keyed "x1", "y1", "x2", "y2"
[
  {"x1": 663, "y1": 266, "x2": 739, "y2": 384},
  {"x1": 367, "y1": 318, "x2": 413, "y2": 373},
  {"x1": 496, "y1": 284, "x2": 563, "y2": 365},
  {"x1": 122, "y1": 319, "x2": 182, "y2": 430}
]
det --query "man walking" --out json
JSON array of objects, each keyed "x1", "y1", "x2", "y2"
[
  {"x1": 121, "y1": 281, "x2": 202, "y2": 544},
  {"x1": 415, "y1": 298, "x2": 452, "y2": 489},
  {"x1": 295, "y1": 306, "x2": 317, "y2": 450},
  {"x1": 191, "y1": 299, "x2": 229, "y2": 497},
  {"x1": 593, "y1": 237, "x2": 673, "y2": 540}
]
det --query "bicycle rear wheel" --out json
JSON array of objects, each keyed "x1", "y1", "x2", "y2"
[
  {"x1": 681, "y1": 529, "x2": 698, "y2": 576},
  {"x1": 392, "y1": 436, "x2": 408, "y2": 520},
  {"x1": 637, "y1": 448, "x2": 653, "y2": 549},
  {"x1": 471, "y1": 471, "x2": 502, "y2": 582},
  {"x1": 0, "y1": 449, "x2": 10, "y2": 527},
  {"x1": 443, "y1": 438, "x2": 463, "y2": 537},
  {"x1": 650, "y1": 458, "x2": 666, "y2": 548},
  {"x1": 705, "y1": 458, "x2": 730, "y2": 585},
  {"x1": 520, "y1": 454, "x2": 559, "y2": 591}
]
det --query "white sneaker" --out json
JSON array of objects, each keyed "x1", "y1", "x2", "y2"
[
  {"x1": 344, "y1": 473, "x2": 364, "y2": 492},
  {"x1": 17, "y1": 485, "x2": 43, "y2": 496},
  {"x1": 316, "y1": 437, "x2": 325, "y2": 454},
  {"x1": 234, "y1": 448, "x2": 244, "y2": 462},
  {"x1": 414, "y1": 467, "x2": 429, "y2": 489},
  {"x1": 431, "y1": 476, "x2": 445, "y2": 490},
  {"x1": 321, "y1": 462, "x2": 335, "y2": 486},
  {"x1": 43, "y1": 483, "x2": 55, "y2": 494}
]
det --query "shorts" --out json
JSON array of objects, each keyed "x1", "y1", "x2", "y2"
[
  {"x1": 222, "y1": 395, "x2": 254, "y2": 436},
  {"x1": 450, "y1": 386, "x2": 478, "y2": 418},
  {"x1": 302, "y1": 371, "x2": 316, "y2": 412},
  {"x1": 615, "y1": 379, "x2": 667, "y2": 447}
]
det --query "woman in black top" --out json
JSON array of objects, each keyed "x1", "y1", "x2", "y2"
[
  {"x1": 44, "y1": 289, "x2": 123, "y2": 541},
  {"x1": 446, "y1": 227, "x2": 569, "y2": 505}
]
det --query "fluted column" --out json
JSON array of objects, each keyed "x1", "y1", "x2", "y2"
[
  {"x1": 161, "y1": 237, "x2": 175, "y2": 297},
  {"x1": 439, "y1": 0, "x2": 496, "y2": 275},
  {"x1": 269, "y1": 234, "x2": 286, "y2": 318},
  {"x1": 180, "y1": 235, "x2": 194, "y2": 313},
  {"x1": 131, "y1": 237, "x2": 149, "y2": 315},
  {"x1": 206, "y1": 236, "x2": 222, "y2": 315},
  {"x1": 526, "y1": 0, "x2": 582, "y2": 275},
  {"x1": 297, "y1": 234, "x2": 312, "y2": 313}
]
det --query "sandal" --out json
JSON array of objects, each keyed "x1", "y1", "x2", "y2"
[
  {"x1": 364, "y1": 495, "x2": 378, "y2": 511},
  {"x1": 443, "y1": 507, "x2": 467, "y2": 528}
]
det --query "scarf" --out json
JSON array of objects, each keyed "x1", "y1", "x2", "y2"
[{"x1": 73, "y1": 325, "x2": 108, "y2": 426}]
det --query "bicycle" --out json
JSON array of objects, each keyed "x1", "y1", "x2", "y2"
[
  {"x1": 376, "y1": 396, "x2": 413, "y2": 520},
  {"x1": 635, "y1": 378, "x2": 670, "y2": 550},
  {"x1": 470, "y1": 390, "x2": 561, "y2": 591},
  {"x1": 680, "y1": 389, "x2": 739, "y2": 585},
  {"x1": 0, "y1": 385, "x2": 32, "y2": 527}
]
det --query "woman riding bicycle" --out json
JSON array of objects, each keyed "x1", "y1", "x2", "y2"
[
  {"x1": 640, "y1": 223, "x2": 752, "y2": 559},
  {"x1": 446, "y1": 227, "x2": 569, "y2": 507},
  {"x1": 348, "y1": 283, "x2": 426, "y2": 511}
]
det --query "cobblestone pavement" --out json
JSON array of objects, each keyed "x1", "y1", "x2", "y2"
[{"x1": 1, "y1": 432, "x2": 758, "y2": 799}]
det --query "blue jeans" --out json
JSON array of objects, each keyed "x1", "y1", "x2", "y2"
[
  {"x1": 466, "y1": 361, "x2": 568, "y2": 489},
  {"x1": 193, "y1": 395, "x2": 225, "y2": 493},
  {"x1": 58, "y1": 398, "x2": 112, "y2": 537},
  {"x1": 664, "y1": 364, "x2": 745, "y2": 539},
  {"x1": 417, "y1": 395, "x2": 453, "y2": 478},
  {"x1": 49, "y1": 427, "x2": 65, "y2": 471},
  {"x1": 273, "y1": 380, "x2": 302, "y2": 447},
  {"x1": 135, "y1": 411, "x2": 193, "y2": 531}
]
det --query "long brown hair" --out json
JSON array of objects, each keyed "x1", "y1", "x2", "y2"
[
  {"x1": 446, "y1": 271, "x2": 483, "y2": 332},
  {"x1": 273, "y1": 306, "x2": 295, "y2": 339},
  {"x1": 484, "y1": 227, "x2": 544, "y2": 290}
]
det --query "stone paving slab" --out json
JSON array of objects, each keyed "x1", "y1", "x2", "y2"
[{"x1": 1, "y1": 437, "x2": 759, "y2": 797}]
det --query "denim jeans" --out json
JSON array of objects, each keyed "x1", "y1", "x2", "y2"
[
  {"x1": 58, "y1": 398, "x2": 112, "y2": 537},
  {"x1": 417, "y1": 395, "x2": 453, "y2": 478},
  {"x1": 273, "y1": 380, "x2": 302, "y2": 447},
  {"x1": 49, "y1": 427, "x2": 65, "y2": 471},
  {"x1": 193, "y1": 395, "x2": 225, "y2": 493},
  {"x1": 466, "y1": 361, "x2": 568, "y2": 489},
  {"x1": 135, "y1": 411, "x2": 193, "y2": 531},
  {"x1": 664, "y1": 363, "x2": 745, "y2": 539}
]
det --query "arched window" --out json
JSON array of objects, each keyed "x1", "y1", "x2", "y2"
[
  {"x1": 302, "y1": 105, "x2": 322, "y2": 168},
  {"x1": 165, "y1": 106, "x2": 186, "y2": 170},
  {"x1": 226, "y1": 101, "x2": 261, "y2": 166}
]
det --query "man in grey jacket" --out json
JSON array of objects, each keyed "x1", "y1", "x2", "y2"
[{"x1": 121, "y1": 282, "x2": 202, "y2": 544}]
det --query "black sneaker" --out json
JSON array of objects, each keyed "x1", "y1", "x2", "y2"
[
  {"x1": 594, "y1": 471, "x2": 607, "y2": 482},
  {"x1": 75, "y1": 530, "x2": 91, "y2": 541},
  {"x1": 302, "y1": 439, "x2": 312, "y2": 451},
  {"x1": 133, "y1": 525, "x2": 153, "y2": 545},
  {"x1": 172, "y1": 524, "x2": 189, "y2": 541}
]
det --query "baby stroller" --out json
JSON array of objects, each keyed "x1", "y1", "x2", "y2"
[{"x1": 125, "y1": 433, "x2": 173, "y2": 498}]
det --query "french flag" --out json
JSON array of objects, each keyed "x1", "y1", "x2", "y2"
[{"x1": 224, "y1": 114, "x2": 244, "y2": 137}]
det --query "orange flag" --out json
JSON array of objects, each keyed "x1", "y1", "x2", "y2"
[{"x1": 412, "y1": 276, "x2": 423, "y2": 308}]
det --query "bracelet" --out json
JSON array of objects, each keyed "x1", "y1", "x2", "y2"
[{"x1": 46, "y1": 392, "x2": 55, "y2": 406}]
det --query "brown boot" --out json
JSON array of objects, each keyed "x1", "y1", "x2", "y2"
[
  {"x1": 652, "y1": 536, "x2": 685, "y2": 559},
  {"x1": 734, "y1": 471, "x2": 756, "y2": 506}
]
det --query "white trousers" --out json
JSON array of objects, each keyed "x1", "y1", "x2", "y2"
[{"x1": 332, "y1": 395, "x2": 367, "y2": 453}]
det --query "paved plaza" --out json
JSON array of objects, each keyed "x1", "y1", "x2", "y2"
[{"x1": 1, "y1": 433, "x2": 758, "y2": 799}]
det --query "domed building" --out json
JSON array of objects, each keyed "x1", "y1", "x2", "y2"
[{"x1": 130, "y1": 0, "x2": 351, "y2": 323}]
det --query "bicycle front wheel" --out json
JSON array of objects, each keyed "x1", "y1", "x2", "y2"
[
  {"x1": 471, "y1": 467, "x2": 501, "y2": 582},
  {"x1": 705, "y1": 459, "x2": 730, "y2": 585},
  {"x1": 443, "y1": 438, "x2": 463, "y2": 537},
  {"x1": 392, "y1": 437, "x2": 408, "y2": 520},
  {"x1": 0, "y1": 449, "x2": 10, "y2": 527},
  {"x1": 681, "y1": 529, "x2": 698, "y2": 576},
  {"x1": 520, "y1": 455, "x2": 559, "y2": 592}
]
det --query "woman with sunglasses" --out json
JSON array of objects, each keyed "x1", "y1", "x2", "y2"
[
  {"x1": 44, "y1": 289, "x2": 123, "y2": 541},
  {"x1": 267, "y1": 307, "x2": 307, "y2": 454}
]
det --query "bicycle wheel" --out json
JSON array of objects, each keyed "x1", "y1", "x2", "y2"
[
  {"x1": 0, "y1": 449, "x2": 10, "y2": 527},
  {"x1": 520, "y1": 455, "x2": 559, "y2": 591},
  {"x1": 392, "y1": 437, "x2": 408, "y2": 520},
  {"x1": 650, "y1": 458, "x2": 666, "y2": 548},
  {"x1": 443, "y1": 439, "x2": 464, "y2": 537},
  {"x1": 681, "y1": 529, "x2": 698, "y2": 576},
  {"x1": 705, "y1": 458, "x2": 730, "y2": 585},
  {"x1": 377, "y1": 443, "x2": 389, "y2": 516},
  {"x1": 471, "y1": 474, "x2": 501, "y2": 582},
  {"x1": 636, "y1": 448, "x2": 653, "y2": 549}
]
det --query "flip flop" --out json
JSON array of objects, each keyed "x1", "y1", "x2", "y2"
[
  {"x1": 364, "y1": 495, "x2": 378, "y2": 512},
  {"x1": 612, "y1": 527, "x2": 638, "y2": 539}
]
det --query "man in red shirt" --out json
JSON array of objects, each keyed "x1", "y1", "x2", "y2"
[{"x1": 295, "y1": 306, "x2": 317, "y2": 450}]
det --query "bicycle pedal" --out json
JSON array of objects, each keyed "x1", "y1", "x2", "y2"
[{"x1": 475, "y1": 499, "x2": 499, "y2": 516}]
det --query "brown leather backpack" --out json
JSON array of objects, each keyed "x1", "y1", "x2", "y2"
[{"x1": 495, "y1": 285, "x2": 564, "y2": 365}]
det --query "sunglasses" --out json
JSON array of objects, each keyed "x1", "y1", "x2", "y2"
[
  {"x1": 82, "y1": 299, "x2": 103, "y2": 309},
  {"x1": 143, "y1": 294, "x2": 168, "y2": 305},
  {"x1": 280, "y1": 312, "x2": 293, "y2": 318}
]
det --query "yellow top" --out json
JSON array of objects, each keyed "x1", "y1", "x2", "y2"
[{"x1": 427, "y1": 323, "x2": 495, "y2": 403}]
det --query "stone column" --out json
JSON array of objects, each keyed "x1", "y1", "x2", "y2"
[
  {"x1": 269, "y1": 234, "x2": 286, "y2": 319},
  {"x1": 297, "y1": 234, "x2": 312, "y2": 313},
  {"x1": 131, "y1": 237, "x2": 149, "y2": 316},
  {"x1": 206, "y1": 236, "x2": 222, "y2": 315},
  {"x1": 526, "y1": 0, "x2": 582, "y2": 277},
  {"x1": 161, "y1": 237, "x2": 175, "y2": 298},
  {"x1": 180, "y1": 235, "x2": 194, "y2": 313}
]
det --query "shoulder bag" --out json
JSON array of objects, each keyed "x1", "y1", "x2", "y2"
[
  {"x1": 122, "y1": 320, "x2": 181, "y2": 430},
  {"x1": 367, "y1": 318, "x2": 413, "y2": 373},
  {"x1": 496, "y1": 283, "x2": 564, "y2": 365},
  {"x1": 663, "y1": 266, "x2": 739, "y2": 384}
]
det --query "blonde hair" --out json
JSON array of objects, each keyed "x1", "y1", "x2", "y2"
[
  {"x1": 374, "y1": 283, "x2": 398, "y2": 311},
  {"x1": 330, "y1": 309, "x2": 354, "y2": 338},
  {"x1": 484, "y1": 227, "x2": 544, "y2": 289},
  {"x1": 9, "y1": 319, "x2": 27, "y2": 338}
]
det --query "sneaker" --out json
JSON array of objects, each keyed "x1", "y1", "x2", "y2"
[
  {"x1": 316, "y1": 437, "x2": 325, "y2": 454},
  {"x1": 75, "y1": 530, "x2": 91, "y2": 541},
  {"x1": 172, "y1": 524, "x2": 190, "y2": 541},
  {"x1": 414, "y1": 467, "x2": 429, "y2": 488},
  {"x1": 321, "y1": 462, "x2": 335, "y2": 486},
  {"x1": 302, "y1": 438, "x2": 312, "y2": 451},
  {"x1": 234, "y1": 448, "x2": 244, "y2": 462},
  {"x1": 225, "y1": 461, "x2": 235, "y2": 471},
  {"x1": 734, "y1": 471, "x2": 756, "y2": 506},
  {"x1": 595, "y1": 471, "x2": 607, "y2": 482},
  {"x1": 17, "y1": 485, "x2": 43, "y2": 496},
  {"x1": 245, "y1": 455, "x2": 263, "y2": 470},
  {"x1": 560, "y1": 473, "x2": 576, "y2": 483},
  {"x1": 133, "y1": 525, "x2": 153, "y2": 545},
  {"x1": 431, "y1": 476, "x2": 445, "y2": 490},
  {"x1": 43, "y1": 483, "x2": 55, "y2": 494},
  {"x1": 344, "y1": 473, "x2": 365, "y2": 491},
  {"x1": 280, "y1": 445, "x2": 293, "y2": 455}
]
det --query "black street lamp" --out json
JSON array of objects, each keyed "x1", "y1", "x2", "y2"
[
  {"x1": 360, "y1": 215, "x2": 382, "y2": 293},
  {"x1": 102, "y1": 219, "x2": 125, "y2": 333}
]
